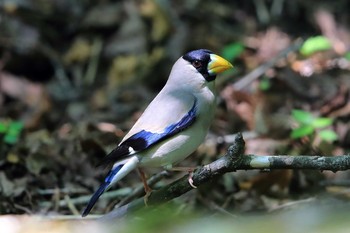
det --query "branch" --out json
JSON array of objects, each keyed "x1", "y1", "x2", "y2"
[{"x1": 99, "y1": 133, "x2": 350, "y2": 221}]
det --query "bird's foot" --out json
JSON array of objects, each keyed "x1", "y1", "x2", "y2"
[
  {"x1": 144, "y1": 189, "x2": 152, "y2": 206},
  {"x1": 167, "y1": 166, "x2": 198, "y2": 189}
]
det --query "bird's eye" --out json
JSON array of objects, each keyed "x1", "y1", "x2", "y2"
[{"x1": 192, "y1": 60, "x2": 202, "y2": 68}]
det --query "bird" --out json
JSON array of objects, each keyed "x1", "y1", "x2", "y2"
[{"x1": 82, "y1": 49, "x2": 233, "y2": 217}]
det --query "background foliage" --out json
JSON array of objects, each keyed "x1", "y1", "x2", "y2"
[{"x1": 1, "y1": 0, "x2": 350, "y2": 231}]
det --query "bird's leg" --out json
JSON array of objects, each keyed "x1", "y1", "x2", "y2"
[
  {"x1": 137, "y1": 168, "x2": 152, "y2": 205},
  {"x1": 165, "y1": 166, "x2": 198, "y2": 189}
]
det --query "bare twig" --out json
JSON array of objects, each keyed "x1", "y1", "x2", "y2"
[
  {"x1": 116, "y1": 171, "x2": 169, "y2": 207},
  {"x1": 85, "y1": 38, "x2": 103, "y2": 85},
  {"x1": 268, "y1": 197, "x2": 316, "y2": 212},
  {"x1": 99, "y1": 133, "x2": 350, "y2": 221},
  {"x1": 64, "y1": 195, "x2": 80, "y2": 215},
  {"x1": 197, "y1": 193, "x2": 237, "y2": 217},
  {"x1": 320, "y1": 180, "x2": 350, "y2": 187},
  {"x1": 233, "y1": 39, "x2": 303, "y2": 90},
  {"x1": 40, "y1": 188, "x2": 132, "y2": 208}
]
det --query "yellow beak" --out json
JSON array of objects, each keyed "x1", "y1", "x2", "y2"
[{"x1": 208, "y1": 54, "x2": 233, "y2": 75}]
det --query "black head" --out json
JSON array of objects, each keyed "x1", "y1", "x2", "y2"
[{"x1": 182, "y1": 49, "x2": 216, "y2": 82}]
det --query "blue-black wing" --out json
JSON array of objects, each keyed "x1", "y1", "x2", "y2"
[{"x1": 99, "y1": 99, "x2": 197, "y2": 166}]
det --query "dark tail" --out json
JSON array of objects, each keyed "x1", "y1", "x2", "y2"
[
  {"x1": 82, "y1": 182, "x2": 109, "y2": 217},
  {"x1": 82, "y1": 164, "x2": 123, "y2": 217}
]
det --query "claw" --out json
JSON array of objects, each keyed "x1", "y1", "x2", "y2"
[
  {"x1": 164, "y1": 166, "x2": 198, "y2": 188},
  {"x1": 188, "y1": 171, "x2": 197, "y2": 189}
]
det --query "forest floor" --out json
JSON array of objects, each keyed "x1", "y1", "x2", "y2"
[{"x1": 1, "y1": 1, "x2": 350, "y2": 232}]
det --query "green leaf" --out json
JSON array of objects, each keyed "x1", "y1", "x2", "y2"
[
  {"x1": 222, "y1": 42, "x2": 244, "y2": 61},
  {"x1": 291, "y1": 125, "x2": 314, "y2": 139},
  {"x1": 7, "y1": 121, "x2": 23, "y2": 136},
  {"x1": 0, "y1": 122, "x2": 7, "y2": 133},
  {"x1": 259, "y1": 78, "x2": 271, "y2": 91},
  {"x1": 319, "y1": 130, "x2": 338, "y2": 142},
  {"x1": 312, "y1": 117, "x2": 333, "y2": 128},
  {"x1": 292, "y1": 109, "x2": 314, "y2": 125},
  {"x1": 9, "y1": 121, "x2": 23, "y2": 131},
  {"x1": 345, "y1": 52, "x2": 350, "y2": 61},
  {"x1": 4, "y1": 134, "x2": 18, "y2": 144},
  {"x1": 300, "y1": 36, "x2": 332, "y2": 56},
  {"x1": 3, "y1": 121, "x2": 23, "y2": 144}
]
